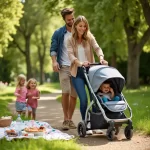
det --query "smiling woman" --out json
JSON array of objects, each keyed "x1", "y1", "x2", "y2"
[{"x1": 67, "y1": 15, "x2": 108, "y2": 123}]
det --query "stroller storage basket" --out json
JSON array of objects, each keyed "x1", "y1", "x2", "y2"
[{"x1": 90, "y1": 111, "x2": 126, "y2": 129}]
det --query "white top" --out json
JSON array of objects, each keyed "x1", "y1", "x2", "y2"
[
  {"x1": 60, "y1": 31, "x2": 72, "y2": 66},
  {"x1": 77, "y1": 44, "x2": 87, "y2": 62}
]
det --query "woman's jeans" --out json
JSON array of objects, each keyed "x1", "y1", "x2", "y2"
[{"x1": 72, "y1": 67, "x2": 92, "y2": 120}]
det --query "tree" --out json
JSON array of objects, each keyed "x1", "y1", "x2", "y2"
[
  {"x1": 122, "y1": 0, "x2": 150, "y2": 88},
  {"x1": 0, "y1": 0, "x2": 23, "y2": 56},
  {"x1": 73, "y1": 0, "x2": 150, "y2": 89},
  {"x1": 12, "y1": 0, "x2": 47, "y2": 79},
  {"x1": 33, "y1": 21, "x2": 50, "y2": 84}
]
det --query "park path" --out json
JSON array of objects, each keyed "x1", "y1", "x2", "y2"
[{"x1": 8, "y1": 91, "x2": 150, "y2": 150}]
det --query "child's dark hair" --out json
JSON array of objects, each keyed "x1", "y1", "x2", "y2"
[
  {"x1": 61, "y1": 8, "x2": 74, "y2": 20},
  {"x1": 103, "y1": 80, "x2": 111, "y2": 86}
]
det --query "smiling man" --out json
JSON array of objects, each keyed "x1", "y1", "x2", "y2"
[{"x1": 50, "y1": 8, "x2": 77, "y2": 130}]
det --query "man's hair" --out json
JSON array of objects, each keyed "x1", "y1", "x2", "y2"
[{"x1": 61, "y1": 8, "x2": 74, "y2": 20}]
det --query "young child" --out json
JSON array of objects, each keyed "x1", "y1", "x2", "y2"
[
  {"x1": 98, "y1": 81, "x2": 121, "y2": 103},
  {"x1": 26, "y1": 78, "x2": 40, "y2": 120},
  {"x1": 98, "y1": 80, "x2": 121, "y2": 135},
  {"x1": 14, "y1": 74, "x2": 27, "y2": 115}
]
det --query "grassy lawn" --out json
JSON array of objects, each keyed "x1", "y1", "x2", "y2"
[
  {"x1": 123, "y1": 86, "x2": 150, "y2": 135},
  {"x1": 0, "y1": 138, "x2": 81, "y2": 150},
  {"x1": 0, "y1": 83, "x2": 81, "y2": 150}
]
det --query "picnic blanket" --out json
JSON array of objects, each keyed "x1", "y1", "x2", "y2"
[{"x1": 0, "y1": 120, "x2": 74, "y2": 141}]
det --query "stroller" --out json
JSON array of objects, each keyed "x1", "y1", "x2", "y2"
[{"x1": 77, "y1": 64, "x2": 133, "y2": 140}]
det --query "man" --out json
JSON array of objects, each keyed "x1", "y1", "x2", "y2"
[{"x1": 50, "y1": 8, "x2": 77, "y2": 130}]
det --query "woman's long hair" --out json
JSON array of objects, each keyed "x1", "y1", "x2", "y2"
[{"x1": 71, "y1": 15, "x2": 92, "y2": 47}]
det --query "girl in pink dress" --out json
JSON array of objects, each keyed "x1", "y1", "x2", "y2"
[
  {"x1": 26, "y1": 78, "x2": 40, "y2": 120},
  {"x1": 14, "y1": 74, "x2": 27, "y2": 115}
]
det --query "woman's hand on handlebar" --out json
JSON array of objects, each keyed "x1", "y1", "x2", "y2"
[
  {"x1": 100, "y1": 59, "x2": 108, "y2": 65},
  {"x1": 82, "y1": 61, "x2": 90, "y2": 67}
]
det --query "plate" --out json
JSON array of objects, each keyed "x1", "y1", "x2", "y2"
[
  {"x1": 24, "y1": 127, "x2": 45, "y2": 133},
  {"x1": 25, "y1": 131, "x2": 44, "y2": 136}
]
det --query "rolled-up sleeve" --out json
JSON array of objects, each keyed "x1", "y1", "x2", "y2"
[{"x1": 50, "y1": 31, "x2": 58, "y2": 56}]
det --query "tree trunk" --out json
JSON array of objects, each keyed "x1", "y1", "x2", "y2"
[
  {"x1": 126, "y1": 48, "x2": 140, "y2": 88},
  {"x1": 25, "y1": 36, "x2": 32, "y2": 80},
  {"x1": 39, "y1": 58, "x2": 44, "y2": 85},
  {"x1": 110, "y1": 52, "x2": 117, "y2": 68}
]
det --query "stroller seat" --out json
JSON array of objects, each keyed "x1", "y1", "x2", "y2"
[
  {"x1": 103, "y1": 101, "x2": 127, "y2": 112},
  {"x1": 97, "y1": 95, "x2": 127, "y2": 112}
]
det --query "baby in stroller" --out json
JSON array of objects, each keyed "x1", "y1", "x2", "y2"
[{"x1": 97, "y1": 80, "x2": 121, "y2": 103}]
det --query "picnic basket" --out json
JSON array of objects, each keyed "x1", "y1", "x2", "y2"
[{"x1": 0, "y1": 116, "x2": 12, "y2": 127}]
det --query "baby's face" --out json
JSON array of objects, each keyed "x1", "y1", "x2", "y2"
[{"x1": 100, "y1": 84, "x2": 110, "y2": 93}]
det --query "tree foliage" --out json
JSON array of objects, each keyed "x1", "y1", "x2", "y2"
[
  {"x1": 43, "y1": 0, "x2": 73, "y2": 15},
  {"x1": 0, "y1": 0, "x2": 23, "y2": 56},
  {"x1": 12, "y1": 0, "x2": 49, "y2": 79},
  {"x1": 73, "y1": 0, "x2": 150, "y2": 88}
]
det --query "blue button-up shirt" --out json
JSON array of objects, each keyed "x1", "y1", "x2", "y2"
[{"x1": 50, "y1": 25, "x2": 67, "y2": 65}]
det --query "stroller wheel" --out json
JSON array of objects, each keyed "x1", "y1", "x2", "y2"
[
  {"x1": 106, "y1": 127, "x2": 115, "y2": 141},
  {"x1": 124, "y1": 126, "x2": 133, "y2": 139},
  {"x1": 77, "y1": 121, "x2": 86, "y2": 137}
]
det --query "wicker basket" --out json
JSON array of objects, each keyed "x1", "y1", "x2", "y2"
[{"x1": 0, "y1": 116, "x2": 12, "y2": 127}]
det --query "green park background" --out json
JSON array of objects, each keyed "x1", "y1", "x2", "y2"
[{"x1": 0, "y1": 0, "x2": 150, "y2": 149}]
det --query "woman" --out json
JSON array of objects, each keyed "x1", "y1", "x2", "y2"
[{"x1": 67, "y1": 15, "x2": 108, "y2": 122}]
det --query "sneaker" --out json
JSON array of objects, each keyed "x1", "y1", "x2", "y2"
[
  {"x1": 92, "y1": 129, "x2": 103, "y2": 134},
  {"x1": 62, "y1": 120, "x2": 69, "y2": 130},
  {"x1": 86, "y1": 130, "x2": 93, "y2": 135},
  {"x1": 69, "y1": 120, "x2": 76, "y2": 129}
]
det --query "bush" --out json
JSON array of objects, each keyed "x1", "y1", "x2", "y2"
[
  {"x1": 50, "y1": 72, "x2": 59, "y2": 82},
  {"x1": 0, "y1": 81, "x2": 8, "y2": 91}
]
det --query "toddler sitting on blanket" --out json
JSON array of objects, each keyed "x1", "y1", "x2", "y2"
[{"x1": 97, "y1": 81, "x2": 121, "y2": 103}]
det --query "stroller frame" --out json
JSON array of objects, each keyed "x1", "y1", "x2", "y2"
[{"x1": 77, "y1": 64, "x2": 133, "y2": 140}]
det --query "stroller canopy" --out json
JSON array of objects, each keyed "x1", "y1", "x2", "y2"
[{"x1": 88, "y1": 65, "x2": 125, "y2": 93}]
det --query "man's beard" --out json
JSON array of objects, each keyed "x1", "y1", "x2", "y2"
[{"x1": 66, "y1": 23, "x2": 72, "y2": 27}]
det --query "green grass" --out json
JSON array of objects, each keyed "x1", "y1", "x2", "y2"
[
  {"x1": 39, "y1": 83, "x2": 60, "y2": 94},
  {"x1": 0, "y1": 138, "x2": 81, "y2": 150},
  {"x1": 123, "y1": 86, "x2": 150, "y2": 135}
]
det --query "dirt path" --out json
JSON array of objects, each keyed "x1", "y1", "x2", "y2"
[{"x1": 8, "y1": 92, "x2": 150, "y2": 150}]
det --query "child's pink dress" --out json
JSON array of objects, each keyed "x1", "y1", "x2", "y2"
[
  {"x1": 14, "y1": 86, "x2": 27, "y2": 111},
  {"x1": 27, "y1": 89, "x2": 39, "y2": 108},
  {"x1": 15, "y1": 86, "x2": 27, "y2": 102}
]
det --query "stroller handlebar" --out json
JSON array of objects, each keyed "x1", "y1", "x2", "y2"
[
  {"x1": 82, "y1": 63, "x2": 101, "y2": 69},
  {"x1": 90, "y1": 63, "x2": 101, "y2": 66}
]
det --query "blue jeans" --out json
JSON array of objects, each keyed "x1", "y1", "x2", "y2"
[{"x1": 72, "y1": 67, "x2": 93, "y2": 120}]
